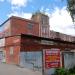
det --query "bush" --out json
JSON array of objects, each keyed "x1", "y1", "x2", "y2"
[
  {"x1": 54, "y1": 66, "x2": 75, "y2": 75},
  {"x1": 69, "y1": 66, "x2": 75, "y2": 74},
  {"x1": 54, "y1": 68, "x2": 68, "y2": 75}
]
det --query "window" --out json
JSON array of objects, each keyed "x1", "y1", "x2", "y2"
[
  {"x1": 42, "y1": 26, "x2": 48, "y2": 34},
  {"x1": 10, "y1": 47, "x2": 14, "y2": 55},
  {"x1": 41, "y1": 15, "x2": 49, "y2": 25},
  {"x1": 28, "y1": 23, "x2": 34, "y2": 30}
]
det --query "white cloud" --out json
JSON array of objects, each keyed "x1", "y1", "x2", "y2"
[
  {"x1": 8, "y1": 0, "x2": 28, "y2": 7},
  {"x1": 11, "y1": 6, "x2": 19, "y2": 11},
  {"x1": 0, "y1": 0, "x2": 4, "y2": 2},
  {"x1": 40, "y1": 6, "x2": 44, "y2": 12},
  {"x1": 40, "y1": 6, "x2": 51, "y2": 13},
  {"x1": 7, "y1": 11, "x2": 32, "y2": 19},
  {"x1": 49, "y1": 7, "x2": 75, "y2": 36}
]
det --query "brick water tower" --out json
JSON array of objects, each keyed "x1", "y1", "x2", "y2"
[{"x1": 31, "y1": 12, "x2": 50, "y2": 38}]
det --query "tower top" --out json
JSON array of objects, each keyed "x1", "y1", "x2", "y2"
[
  {"x1": 31, "y1": 11, "x2": 49, "y2": 25},
  {"x1": 31, "y1": 11, "x2": 50, "y2": 37},
  {"x1": 32, "y1": 11, "x2": 49, "y2": 19}
]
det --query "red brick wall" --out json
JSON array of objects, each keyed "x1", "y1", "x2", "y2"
[
  {"x1": 11, "y1": 17, "x2": 39, "y2": 36},
  {"x1": 21, "y1": 37, "x2": 41, "y2": 51},
  {"x1": 0, "y1": 20, "x2": 11, "y2": 38},
  {"x1": 50, "y1": 30, "x2": 75, "y2": 42},
  {"x1": 5, "y1": 36, "x2": 21, "y2": 46},
  {"x1": 5, "y1": 36, "x2": 21, "y2": 64},
  {"x1": 5, "y1": 46, "x2": 20, "y2": 65}
]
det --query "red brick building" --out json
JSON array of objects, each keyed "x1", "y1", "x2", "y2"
[{"x1": 0, "y1": 12, "x2": 75, "y2": 75}]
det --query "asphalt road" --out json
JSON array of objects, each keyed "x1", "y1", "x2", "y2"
[{"x1": 0, "y1": 63, "x2": 42, "y2": 75}]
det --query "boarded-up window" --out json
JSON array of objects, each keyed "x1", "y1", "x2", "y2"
[{"x1": 10, "y1": 47, "x2": 14, "y2": 55}]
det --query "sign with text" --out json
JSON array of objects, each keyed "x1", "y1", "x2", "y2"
[{"x1": 45, "y1": 49, "x2": 60, "y2": 68}]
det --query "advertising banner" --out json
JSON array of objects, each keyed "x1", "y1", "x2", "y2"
[{"x1": 45, "y1": 49, "x2": 60, "y2": 68}]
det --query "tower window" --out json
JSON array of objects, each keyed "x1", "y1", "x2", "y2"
[
  {"x1": 41, "y1": 15, "x2": 49, "y2": 25},
  {"x1": 28, "y1": 23, "x2": 34, "y2": 30}
]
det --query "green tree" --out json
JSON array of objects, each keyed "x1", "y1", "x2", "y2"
[{"x1": 67, "y1": 0, "x2": 75, "y2": 22}]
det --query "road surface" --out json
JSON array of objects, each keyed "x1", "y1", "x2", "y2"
[{"x1": 0, "y1": 63, "x2": 42, "y2": 75}]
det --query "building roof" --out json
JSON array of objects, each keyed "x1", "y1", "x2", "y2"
[
  {"x1": 21, "y1": 34, "x2": 75, "y2": 44},
  {"x1": 0, "y1": 16, "x2": 38, "y2": 27}
]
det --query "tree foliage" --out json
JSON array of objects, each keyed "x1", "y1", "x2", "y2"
[{"x1": 67, "y1": 0, "x2": 75, "y2": 22}]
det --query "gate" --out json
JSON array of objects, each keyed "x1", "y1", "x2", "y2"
[{"x1": 20, "y1": 51, "x2": 42, "y2": 73}]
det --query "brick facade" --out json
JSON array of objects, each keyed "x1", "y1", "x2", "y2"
[
  {"x1": 0, "y1": 13, "x2": 75, "y2": 65},
  {"x1": 11, "y1": 16, "x2": 39, "y2": 36}
]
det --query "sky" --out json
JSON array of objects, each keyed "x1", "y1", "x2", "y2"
[{"x1": 0, "y1": 0, "x2": 75, "y2": 36}]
